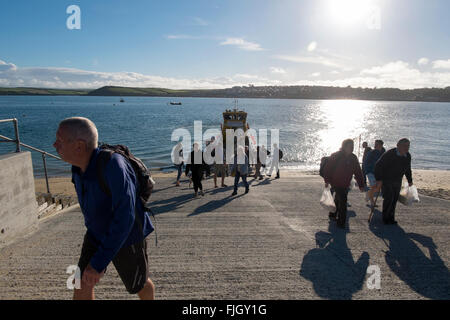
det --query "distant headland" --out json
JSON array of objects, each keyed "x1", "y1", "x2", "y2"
[{"x1": 1, "y1": 85, "x2": 449, "y2": 102}]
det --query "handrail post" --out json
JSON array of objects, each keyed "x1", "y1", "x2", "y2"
[
  {"x1": 13, "y1": 118, "x2": 21, "y2": 152},
  {"x1": 42, "y1": 153, "x2": 50, "y2": 194}
]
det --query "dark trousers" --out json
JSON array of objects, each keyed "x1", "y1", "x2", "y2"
[
  {"x1": 381, "y1": 180, "x2": 402, "y2": 223},
  {"x1": 176, "y1": 164, "x2": 183, "y2": 181},
  {"x1": 234, "y1": 171, "x2": 249, "y2": 192},
  {"x1": 192, "y1": 172, "x2": 203, "y2": 193},
  {"x1": 254, "y1": 163, "x2": 262, "y2": 178},
  {"x1": 332, "y1": 187, "x2": 349, "y2": 227}
]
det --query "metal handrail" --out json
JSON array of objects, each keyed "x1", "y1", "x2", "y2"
[
  {"x1": 1, "y1": 119, "x2": 61, "y2": 194},
  {"x1": 0, "y1": 118, "x2": 20, "y2": 152}
]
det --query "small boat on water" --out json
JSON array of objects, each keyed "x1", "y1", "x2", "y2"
[
  {"x1": 169, "y1": 102, "x2": 182, "y2": 105},
  {"x1": 120, "y1": 98, "x2": 125, "y2": 103}
]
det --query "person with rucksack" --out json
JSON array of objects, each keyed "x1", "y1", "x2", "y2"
[
  {"x1": 53, "y1": 117, "x2": 155, "y2": 300},
  {"x1": 322, "y1": 139, "x2": 365, "y2": 228}
]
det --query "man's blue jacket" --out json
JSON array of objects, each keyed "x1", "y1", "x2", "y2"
[{"x1": 72, "y1": 148, "x2": 154, "y2": 273}]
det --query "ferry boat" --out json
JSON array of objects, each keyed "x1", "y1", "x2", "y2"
[{"x1": 220, "y1": 108, "x2": 251, "y2": 146}]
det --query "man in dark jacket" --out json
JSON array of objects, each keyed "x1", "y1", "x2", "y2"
[
  {"x1": 53, "y1": 117, "x2": 155, "y2": 300},
  {"x1": 185, "y1": 143, "x2": 209, "y2": 197},
  {"x1": 374, "y1": 138, "x2": 413, "y2": 225},
  {"x1": 324, "y1": 139, "x2": 365, "y2": 228}
]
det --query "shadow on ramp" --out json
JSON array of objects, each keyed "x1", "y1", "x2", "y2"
[
  {"x1": 300, "y1": 211, "x2": 370, "y2": 299},
  {"x1": 369, "y1": 214, "x2": 450, "y2": 300}
]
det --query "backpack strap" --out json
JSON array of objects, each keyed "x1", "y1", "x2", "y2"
[
  {"x1": 96, "y1": 150, "x2": 113, "y2": 197},
  {"x1": 95, "y1": 149, "x2": 151, "y2": 244}
]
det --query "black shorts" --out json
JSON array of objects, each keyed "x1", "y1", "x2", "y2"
[{"x1": 78, "y1": 233, "x2": 149, "y2": 294}]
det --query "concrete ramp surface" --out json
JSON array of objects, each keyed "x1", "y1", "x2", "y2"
[{"x1": 0, "y1": 175, "x2": 449, "y2": 299}]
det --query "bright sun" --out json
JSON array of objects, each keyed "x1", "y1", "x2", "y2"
[{"x1": 327, "y1": 0, "x2": 375, "y2": 27}]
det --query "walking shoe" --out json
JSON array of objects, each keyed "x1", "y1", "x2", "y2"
[
  {"x1": 245, "y1": 188, "x2": 249, "y2": 194},
  {"x1": 231, "y1": 191, "x2": 237, "y2": 196},
  {"x1": 200, "y1": 190, "x2": 205, "y2": 196}
]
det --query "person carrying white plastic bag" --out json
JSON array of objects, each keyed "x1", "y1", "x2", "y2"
[
  {"x1": 373, "y1": 138, "x2": 414, "y2": 225},
  {"x1": 320, "y1": 186, "x2": 336, "y2": 212},
  {"x1": 399, "y1": 181, "x2": 420, "y2": 205}
]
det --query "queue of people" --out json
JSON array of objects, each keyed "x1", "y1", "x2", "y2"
[
  {"x1": 322, "y1": 137, "x2": 414, "y2": 229},
  {"x1": 174, "y1": 139, "x2": 283, "y2": 198}
]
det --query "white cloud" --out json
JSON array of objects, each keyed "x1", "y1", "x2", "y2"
[
  {"x1": 275, "y1": 54, "x2": 348, "y2": 70},
  {"x1": 270, "y1": 67, "x2": 286, "y2": 74},
  {"x1": 166, "y1": 34, "x2": 201, "y2": 40},
  {"x1": 360, "y1": 61, "x2": 411, "y2": 75},
  {"x1": 432, "y1": 59, "x2": 450, "y2": 70},
  {"x1": 418, "y1": 57, "x2": 429, "y2": 66},
  {"x1": 1, "y1": 58, "x2": 448, "y2": 90},
  {"x1": 307, "y1": 41, "x2": 317, "y2": 52},
  {"x1": 330, "y1": 70, "x2": 340, "y2": 74},
  {"x1": 0, "y1": 59, "x2": 282, "y2": 89},
  {"x1": 357, "y1": 60, "x2": 450, "y2": 88},
  {"x1": 219, "y1": 38, "x2": 264, "y2": 51},
  {"x1": 0, "y1": 60, "x2": 17, "y2": 72},
  {"x1": 191, "y1": 17, "x2": 209, "y2": 26}
]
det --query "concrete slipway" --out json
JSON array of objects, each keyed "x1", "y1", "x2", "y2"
[{"x1": 0, "y1": 174, "x2": 449, "y2": 300}]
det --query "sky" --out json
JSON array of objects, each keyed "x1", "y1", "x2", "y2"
[{"x1": 0, "y1": 0, "x2": 449, "y2": 89}]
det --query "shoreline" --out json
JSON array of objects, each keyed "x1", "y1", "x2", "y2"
[{"x1": 34, "y1": 168, "x2": 450, "y2": 201}]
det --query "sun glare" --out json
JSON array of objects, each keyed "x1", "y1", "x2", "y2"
[
  {"x1": 318, "y1": 100, "x2": 372, "y2": 157},
  {"x1": 327, "y1": 0, "x2": 374, "y2": 27}
]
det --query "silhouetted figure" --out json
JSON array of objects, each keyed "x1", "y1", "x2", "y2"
[
  {"x1": 374, "y1": 138, "x2": 413, "y2": 225},
  {"x1": 185, "y1": 143, "x2": 209, "y2": 197},
  {"x1": 323, "y1": 139, "x2": 365, "y2": 228}
]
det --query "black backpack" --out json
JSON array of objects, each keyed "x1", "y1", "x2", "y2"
[
  {"x1": 319, "y1": 152, "x2": 345, "y2": 178},
  {"x1": 96, "y1": 144, "x2": 154, "y2": 207},
  {"x1": 319, "y1": 156, "x2": 329, "y2": 178},
  {"x1": 96, "y1": 144, "x2": 158, "y2": 245}
]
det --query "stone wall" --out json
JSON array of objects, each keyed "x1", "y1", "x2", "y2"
[{"x1": 0, "y1": 152, "x2": 38, "y2": 248}]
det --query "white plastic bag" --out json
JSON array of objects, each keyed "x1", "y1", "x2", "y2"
[
  {"x1": 320, "y1": 186, "x2": 336, "y2": 212},
  {"x1": 399, "y1": 182, "x2": 420, "y2": 206}
]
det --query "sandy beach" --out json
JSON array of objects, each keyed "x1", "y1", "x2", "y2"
[{"x1": 34, "y1": 169, "x2": 450, "y2": 201}]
